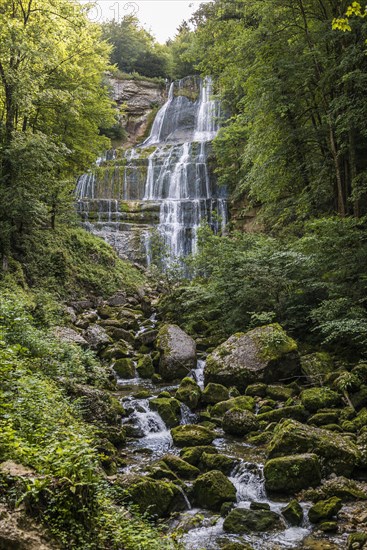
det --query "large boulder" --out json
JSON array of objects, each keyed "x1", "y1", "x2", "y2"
[
  {"x1": 202, "y1": 383, "x2": 230, "y2": 405},
  {"x1": 205, "y1": 324, "x2": 300, "y2": 391},
  {"x1": 268, "y1": 419, "x2": 361, "y2": 476},
  {"x1": 192, "y1": 470, "x2": 236, "y2": 511},
  {"x1": 171, "y1": 424, "x2": 215, "y2": 447},
  {"x1": 210, "y1": 395, "x2": 255, "y2": 418},
  {"x1": 157, "y1": 454, "x2": 200, "y2": 480},
  {"x1": 127, "y1": 477, "x2": 187, "y2": 518},
  {"x1": 223, "y1": 508, "x2": 283, "y2": 534},
  {"x1": 264, "y1": 453, "x2": 321, "y2": 494},
  {"x1": 223, "y1": 408, "x2": 259, "y2": 436},
  {"x1": 157, "y1": 324, "x2": 196, "y2": 381},
  {"x1": 300, "y1": 352, "x2": 334, "y2": 384},
  {"x1": 300, "y1": 387, "x2": 341, "y2": 413}
]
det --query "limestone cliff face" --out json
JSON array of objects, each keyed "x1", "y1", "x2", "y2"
[{"x1": 109, "y1": 77, "x2": 167, "y2": 146}]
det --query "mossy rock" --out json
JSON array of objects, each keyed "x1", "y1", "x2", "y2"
[
  {"x1": 257, "y1": 405, "x2": 308, "y2": 424},
  {"x1": 264, "y1": 453, "x2": 321, "y2": 494},
  {"x1": 247, "y1": 432, "x2": 273, "y2": 446},
  {"x1": 222, "y1": 408, "x2": 259, "y2": 436},
  {"x1": 300, "y1": 352, "x2": 334, "y2": 384},
  {"x1": 180, "y1": 446, "x2": 218, "y2": 466},
  {"x1": 158, "y1": 454, "x2": 200, "y2": 480},
  {"x1": 102, "y1": 344, "x2": 132, "y2": 360},
  {"x1": 303, "y1": 476, "x2": 367, "y2": 502},
  {"x1": 113, "y1": 358, "x2": 135, "y2": 379},
  {"x1": 220, "y1": 541, "x2": 253, "y2": 550},
  {"x1": 136, "y1": 354, "x2": 155, "y2": 378},
  {"x1": 308, "y1": 411, "x2": 340, "y2": 427},
  {"x1": 202, "y1": 383, "x2": 230, "y2": 404},
  {"x1": 351, "y1": 386, "x2": 367, "y2": 410},
  {"x1": 128, "y1": 478, "x2": 187, "y2": 518},
  {"x1": 347, "y1": 532, "x2": 367, "y2": 550},
  {"x1": 157, "y1": 324, "x2": 196, "y2": 381},
  {"x1": 268, "y1": 419, "x2": 361, "y2": 476},
  {"x1": 266, "y1": 385, "x2": 295, "y2": 401},
  {"x1": 192, "y1": 470, "x2": 236, "y2": 511},
  {"x1": 319, "y1": 521, "x2": 338, "y2": 532},
  {"x1": 245, "y1": 383, "x2": 267, "y2": 397},
  {"x1": 308, "y1": 497, "x2": 342, "y2": 523},
  {"x1": 300, "y1": 387, "x2": 341, "y2": 413},
  {"x1": 150, "y1": 397, "x2": 181, "y2": 428},
  {"x1": 223, "y1": 508, "x2": 283, "y2": 534},
  {"x1": 210, "y1": 395, "x2": 255, "y2": 417},
  {"x1": 171, "y1": 424, "x2": 215, "y2": 447},
  {"x1": 205, "y1": 324, "x2": 300, "y2": 391},
  {"x1": 175, "y1": 377, "x2": 201, "y2": 409},
  {"x1": 281, "y1": 500, "x2": 303, "y2": 526},
  {"x1": 200, "y1": 452, "x2": 236, "y2": 475}
]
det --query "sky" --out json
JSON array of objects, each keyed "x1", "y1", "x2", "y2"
[{"x1": 85, "y1": 1, "x2": 211, "y2": 43}]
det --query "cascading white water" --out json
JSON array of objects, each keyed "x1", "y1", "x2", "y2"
[{"x1": 76, "y1": 76, "x2": 227, "y2": 265}]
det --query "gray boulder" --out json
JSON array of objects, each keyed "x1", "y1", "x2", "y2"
[
  {"x1": 205, "y1": 324, "x2": 300, "y2": 391},
  {"x1": 157, "y1": 324, "x2": 196, "y2": 381}
]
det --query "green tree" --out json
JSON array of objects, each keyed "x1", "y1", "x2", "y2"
[{"x1": 0, "y1": 0, "x2": 115, "y2": 254}]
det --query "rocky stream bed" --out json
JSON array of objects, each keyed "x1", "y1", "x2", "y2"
[{"x1": 54, "y1": 289, "x2": 367, "y2": 550}]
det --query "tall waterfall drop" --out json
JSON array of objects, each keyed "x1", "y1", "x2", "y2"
[{"x1": 76, "y1": 76, "x2": 227, "y2": 265}]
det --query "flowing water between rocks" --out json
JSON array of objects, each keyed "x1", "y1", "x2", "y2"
[{"x1": 114, "y1": 320, "x2": 347, "y2": 550}]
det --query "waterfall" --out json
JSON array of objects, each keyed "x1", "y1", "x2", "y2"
[{"x1": 76, "y1": 76, "x2": 227, "y2": 265}]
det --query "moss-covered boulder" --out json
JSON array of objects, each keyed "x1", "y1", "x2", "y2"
[
  {"x1": 300, "y1": 387, "x2": 341, "y2": 413},
  {"x1": 223, "y1": 408, "x2": 259, "y2": 436},
  {"x1": 192, "y1": 470, "x2": 236, "y2": 511},
  {"x1": 113, "y1": 358, "x2": 135, "y2": 379},
  {"x1": 202, "y1": 383, "x2": 230, "y2": 404},
  {"x1": 157, "y1": 324, "x2": 196, "y2": 381},
  {"x1": 223, "y1": 508, "x2": 283, "y2": 534},
  {"x1": 308, "y1": 411, "x2": 340, "y2": 427},
  {"x1": 257, "y1": 405, "x2": 308, "y2": 424},
  {"x1": 199, "y1": 452, "x2": 236, "y2": 475},
  {"x1": 308, "y1": 497, "x2": 342, "y2": 523},
  {"x1": 136, "y1": 354, "x2": 155, "y2": 378},
  {"x1": 150, "y1": 397, "x2": 181, "y2": 428},
  {"x1": 245, "y1": 383, "x2": 267, "y2": 397},
  {"x1": 157, "y1": 454, "x2": 200, "y2": 479},
  {"x1": 266, "y1": 385, "x2": 295, "y2": 401},
  {"x1": 347, "y1": 533, "x2": 367, "y2": 550},
  {"x1": 205, "y1": 324, "x2": 300, "y2": 391},
  {"x1": 281, "y1": 500, "x2": 303, "y2": 526},
  {"x1": 300, "y1": 352, "x2": 334, "y2": 384},
  {"x1": 264, "y1": 454, "x2": 321, "y2": 493},
  {"x1": 127, "y1": 478, "x2": 187, "y2": 518},
  {"x1": 171, "y1": 424, "x2": 215, "y2": 447},
  {"x1": 303, "y1": 476, "x2": 367, "y2": 502},
  {"x1": 268, "y1": 419, "x2": 361, "y2": 476},
  {"x1": 180, "y1": 446, "x2": 218, "y2": 466},
  {"x1": 210, "y1": 395, "x2": 255, "y2": 418},
  {"x1": 175, "y1": 377, "x2": 201, "y2": 409}
]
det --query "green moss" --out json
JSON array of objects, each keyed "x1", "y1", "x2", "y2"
[
  {"x1": 223, "y1": 508, "x2": 282, "y2": 534},
  {"x1": 175, "y1": 377, "x2": 201, "y2": 409},
  {"x1": 158, "y1": 454, "x2": 200, "y2": 479},
  {"x1": 308, "y1": 497, "x2": 342, "y2": 523},
  {"x1": 202, "y1": 383, "x2": 230, "y2": 404},
  {"x1": 210, "y1": 395, "x2": 255, "y2": 417},
  {"x1": 136, "y1": 354, "x2": 155, "y2": 378},
  {"x1": 150, "y1": 398, "x2": 181, "y2": 428},
  {"x1": 171, "y1": 424, "x2": 215, "y2": 447},
  {"x1": 192, "y1": 470, "x2": 236, "y2": 511},
  {"x1": 255, "y1": 323, "x2": 298, "y2": 362},
  {"x1": 300, "y1": 387, "x2": 341, "y2": 412},
  {"x1": 180, "y1": 446, "x2": 218, "y2": 466},
  {"x1": 113, "y1": 358, "x2": 135, "y2": 379},
  {"x1": 223, "y1": 408, "x2": 259, "y2": 436},
  {"x1": 128, "y1": 478, "x2": 185, "y2": 518},
  {"x1": 199, "y1": 452, "x2": 236, "y2": 474},
  {"x1": 264, "y1": 454, "x2": 321, "y2": 493},
  {"x1": 281, "y1": 500, "x2": 303, "y2": 526}
]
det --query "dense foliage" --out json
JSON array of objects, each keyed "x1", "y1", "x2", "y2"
[
  {"x1": 0, "y1": 0, "x2": 116, "y2": 255},
  {"x1": 184, "y1": 0, "x2": 367, "y2": 227},
  {"x1": 101, "y1": 16, "x2": 171, "y2": 79},
  {"x1": 162, "y1": 216, "x2": 367, "y2": 358}
]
